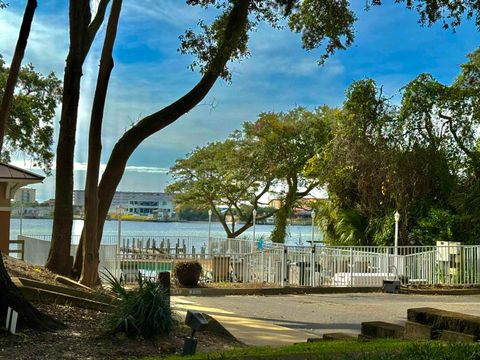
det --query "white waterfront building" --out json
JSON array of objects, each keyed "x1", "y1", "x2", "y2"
[
  {"x1": 73, "y1": 190, "x2": 175, "y2": 220},
  {"x1": 13, "y1": 188, "x2": 36, "y2": 204}
]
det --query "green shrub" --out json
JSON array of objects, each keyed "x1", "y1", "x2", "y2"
[
  {"x1": 104, "y1": 271, "x2": 174, "y2": 339},
  {"x1": 410, "y1": 207, "x2": 455, "y2": 245},
  {"x1": 173, "y1": 261, "x2": 202, "y2": 287}
]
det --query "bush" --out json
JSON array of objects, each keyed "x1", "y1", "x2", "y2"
[
  {"x1": 104, "y1": 271, "x2": 174, "y2": 339},
  {"x1": 173, "y1": 261, "x2": 202, "y2": 287},
  {"x1": 410, "y1": 207, "x2": 455, "y2": 245}
]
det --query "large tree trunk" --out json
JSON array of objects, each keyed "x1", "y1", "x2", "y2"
[
  {"x1": 80, "y1": 0, "x2": 122, "y2": 287},
  {"x1": 0, "y1": 254, "x2": 65, "y2": 331},
  {"x1": 73, "y1": 0, "x2": 250, "y2": 272},
  {"x1": 271, "y1": 197, "x2": 296, "y2": 243},
  {"x1": 271, "y1": 177, "x2": 298, "y2": 243},
  {"x1": 0, "y1": 0, "x2": 37, "y2": 154},
  {"x1": 46, "y1": 0, "x2": 110, "y2": 276}
]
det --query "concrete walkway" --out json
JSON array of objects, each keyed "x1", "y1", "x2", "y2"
[
  {"x1": 173, "y1": 293, "x2": 480, "y2": 345},
  {"x1": 172, "y1": 296, "x2": 311, "y2": 346}
]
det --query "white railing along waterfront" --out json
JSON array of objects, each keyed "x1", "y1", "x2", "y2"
[
  {"x1": 18, "y1": 235, "x2": 118, "y2": 276},
  {"x1": 15, "y1": 235, "x2": 480, "y2": 288}
]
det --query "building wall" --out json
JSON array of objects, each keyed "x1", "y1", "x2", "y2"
[
  {"x1": 13, "y1": 188, "x2": 36, "y2": 203},
  {"x1": 0, "y1": 183, "x2": 10, "y2": 253},
  {"x1": 73, "y1": 190, "x2": 174, "y2": 219}
]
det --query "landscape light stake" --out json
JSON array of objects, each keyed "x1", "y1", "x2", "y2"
[{"x1": 182, "y1": 310, "x2": 208, "y2": 356}]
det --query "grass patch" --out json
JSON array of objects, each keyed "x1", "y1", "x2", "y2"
[
  {"x1": 142, "y1": 339, "x2": 480, "y2": 359},
  {"x1": 156, "y1": 339, "x2": 406, "y2": 359}
]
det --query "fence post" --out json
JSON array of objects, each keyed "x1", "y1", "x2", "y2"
[
  {"x1": 261, "y1": 249, "x2": 264, "y2": 283},
  {"x1": 311, "y1": 246, "x2": 315, "y2": 287},
  {"x1": 158, "y1": 272, "x2": 171, "y2": 308},
  {"x1": 281, "y1": 247, "x2": 287, "y2": 287},
  {"x1": 349, "y1": 247, "x2": 354, "y2": 288}
]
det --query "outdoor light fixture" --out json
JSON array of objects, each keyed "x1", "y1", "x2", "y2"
[
  {"x1": 394, "y1": 210, "x2": 400, "y2": 256},
  {"x1": 311, "y1": 209, "x2": 316, "y2": 243},
  {"x1": 208, "y1": 208, "x2": 212, "y2": 243},
  {"x1": 183, "y1": 310, "x2": 209, "y2": 356}
]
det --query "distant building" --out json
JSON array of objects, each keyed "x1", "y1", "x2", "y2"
[
  {"x1": 73, "y1": 190, "x2": 175, "y2": 220},
  {"x1": 13, "y1": 188, "x2": 36, "y2": 204},
  {"x1": 269, "y1": 196, "x2": 328, "y2": 220},
  {"x1": 268, "y1": 198, "x2": 283, "y2": 210}
]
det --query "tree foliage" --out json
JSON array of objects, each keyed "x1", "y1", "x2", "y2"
[
  {"x1": 244, "y1": 107, "x2": 332, "y2": 242},
  {"x1": 169, "y1": 107, "x2": 331, "y2": 242},
  {"x1": 316, "y1": 47, "x2": 480, "y2": 246},
  {"x1": 41, "y1": 0, "x2": 480, "y2": 279},
  {"x1": 0, "y1": 55, "x2": 61, "y2": 171},
  {"x1": 167, "y1": 134, "x2": 275, "y2": 238}
]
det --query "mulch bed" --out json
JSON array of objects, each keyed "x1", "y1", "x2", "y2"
[
  {"x1": 0, "y1": 256, "x2": 242, "y2": 359},
  {"x1": 0, "y1": 303, "x2": 242, "y2": 359},
  {"x1": 3, "y1": 256, "x2": 61, "y2": 285}
]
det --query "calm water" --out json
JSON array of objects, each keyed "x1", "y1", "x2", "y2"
[{"x1": 10, "y1": 218, "x2": 323, "y2": 245}]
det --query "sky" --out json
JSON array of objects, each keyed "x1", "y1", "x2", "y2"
[{"x1": 0, "y1": 1, "x2": 479, "y2": 201}]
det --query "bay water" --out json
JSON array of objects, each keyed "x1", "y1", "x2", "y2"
[{"x1": 10, "y1": 218, "x2": 323, "y2": 246}]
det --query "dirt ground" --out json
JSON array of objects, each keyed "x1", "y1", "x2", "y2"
[
  {"x1": 0, "y1": 257, "x2": 242, "y2": 359},
  {"x1": 0, "y1": 303, "x2": 242, "y2": 360},
  {"x1": 3, "y1": 256, "x2": 62, "y2": 285}
]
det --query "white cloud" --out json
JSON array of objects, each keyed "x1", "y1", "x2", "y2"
[
  {"x1": 122, "y1": 0, "x2": 209, "y2": 27},
  {"x1": 0, "y1": 7, "x2": 68, "y2": 75}
]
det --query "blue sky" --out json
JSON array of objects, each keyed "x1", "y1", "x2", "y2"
[{"x1": 0, "y1": 1, "x2": 478, "y2": 201}]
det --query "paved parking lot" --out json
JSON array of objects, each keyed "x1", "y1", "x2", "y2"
[{"x1": 174, "y1": 293, "x2": 480, "y2": 338}]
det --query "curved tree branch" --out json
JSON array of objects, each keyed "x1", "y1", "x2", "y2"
[{"x1": 94, "y1": 0, "x2": 251, "y2": 243}]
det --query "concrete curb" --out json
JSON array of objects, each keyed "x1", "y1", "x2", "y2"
[
  {"x1": 171, "y1": 286, "x2": 381, "y2": 297},
  {"x1": 401, "y1": 288, "x2": 480, "y2": 296}
]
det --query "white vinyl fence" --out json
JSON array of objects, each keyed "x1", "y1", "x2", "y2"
[
  {"x1": 18, "y1": 235, "x2": 117, "y2": 276},
  {"x1": 16, "y1": 235, "x2": 480, "y2": 288}
]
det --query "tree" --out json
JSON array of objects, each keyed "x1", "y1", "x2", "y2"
[
  {"x1": 313, "y1": 79, "x2": 456, "y2": 246},
  {"x1": 243, "y1": 107, "x2": 332, "y2": 242},
  {"x1": 72, "y1": 0, "x2": 480, "y2": 275},
  {"x1": 80, "y1": 0, "x2": 122, "y2": 286},
  {"x1": 177, "y1": 207, "x2": 210, "y2": 221},
  {"x1": 399, "y1": 47, "x2": 480, "y2": 244},
  {"x1": 400, "y1": 49, "x2": 480, "y2": 173},
  {"x1": 0, "y1": 0, "x2": 37, "y2": 155},
  {"x1": 70, "y1": 0, "x2": 356, "y2": 277},
  {"x1": 167, "y1": 137, "x2": 276, "y2": 239},
  {"x1": 47, "y1": 0, "x2": 111, "y2": 276},
  {"x1": 0, "y1": 56, "x2": 61, "y2": 170}
]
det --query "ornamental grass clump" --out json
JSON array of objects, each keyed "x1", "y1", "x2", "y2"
[
  {"x1": 173, "y1": 261, "x2": 202, "y2": 287},
  {"x1": 104, "y1": 270, "x2": 174, "y2": 339}
]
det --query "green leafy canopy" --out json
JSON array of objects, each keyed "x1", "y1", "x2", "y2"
[{"x1": 0, "y1": 55, "x2": 62, "y2": 172}]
